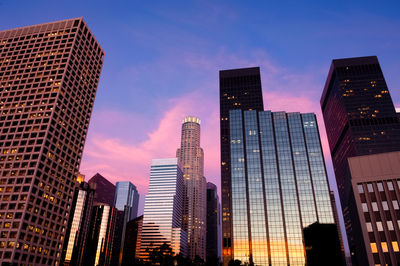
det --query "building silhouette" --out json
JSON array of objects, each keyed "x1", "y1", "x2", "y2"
[
  {"x1": 320, "y1": 56, "x2": 400, "y2": 265},
  {"x1": 206, "y1": 182, "x2": 221, "y2": 262},
  {"x1": 219, "y1": 67, "x2": 264, "y2": 264},
  {"x1": 0, "y1": 18, "x2": 104, "y2": 264},
  {"x1": 176, "y1": 116, "x2": 207, "y2": 260}
]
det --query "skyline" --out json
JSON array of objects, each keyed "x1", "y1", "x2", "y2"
[{"x1": 2, "y1": 1, "x2": 400, "y2": 214}]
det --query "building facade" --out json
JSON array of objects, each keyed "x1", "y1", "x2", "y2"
[
  {"x1": 176, "y1": 116, "x2": 206, "y2": 260},
  {"x1": 88, "y1": 173, "x2": 116, "y2": 206},
  {"x1": 121, "y1": 215, "x2": 143, "y2": 265},
  {"x1": 206, "y1": 182, "x2": 221, "y2": 261},
  {"x1": 139, "y1": 158, "x2": 187, "y2": 259},
  {"x1": 61, "y1": 179, "x2": 95, "y2": 265},
  {"x1": 0, "y1": 18, "x2": 104, "y2": 264},
  {"x1": 320, "y1": 56, "x2": 400, "y2": 265},
  {"x1": 219, "y1": 67, "x2": 264, "y2": 264},
  {"x1": 349, "y1": 151, "x2": 400, "y2": 265},
  {"x1": 84, "y1": 203, "x2": 117, "y2": 266},
  {"x1": 112, "y1": 181, "x2": 139, "y2": 265},
  {"x1": 229, "y1": 109, "x2": 334, "y2": 265}
]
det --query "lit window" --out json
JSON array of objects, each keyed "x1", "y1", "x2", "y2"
[
  {"x1": 372, "y1": 202, "x2": 379, "y2": 212},
  {"x1": 382, "y1": 242, "x2": 388, "y2": 252},
  {"x1": 367, "y1": 183, "x2": 374, "y2": 192},
  {"x1": 388, "y1": 181, "x2": 394, "y2": 191},
  {"x1": 370, "y1": 243, "x2": 378, "y2": 253},
  {"x1": 392, "y1": 241, "x2": 399, "y2": 252},
  {"x1": 362, "y1": 203, "x2": 368, "y2": 212},
  {"x1": 377, "y1": 222, "x2": 383, "y2": 231},
  {"x1": 366, "y1": 222, "x2": 373, "y2": 232},
  {"x1": 377, "y1": 182, "x2": 384, "y2": 192},
  {"x1": 387, "y1": 221, "x2": 394, "y2": 231},
  {"x1": 383, "y1": 201, "x2": 389, "y2": 211},
  {"x1": 358, "y1": 184, "x2": 364, "y2": 193}
]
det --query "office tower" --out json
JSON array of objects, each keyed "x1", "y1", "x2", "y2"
[
  {"x1": 61, "y1": 178, "x2": 95, "y2": 265},
  {"x1": 304, "y1": 222, "x2": 345, "y2": 266},
  {"x1": 320, "y1": 56, "x2": 400, "y2": 265},
  {"x1": 0, "y1": 18, "x2": 104, "y2": 264},
  {"x1": 176, "y1": 116, "x2": 206, "y2": 260},
  {"x1": 121, "y1": 215, "x2": 143, "y2": 265},
  {"x1": 228, "y1": 109, "x2": 334, "y2": 265},
  {"x1": 88, "y1": 173, "x2": 116, "y2": 206},
  {"x1": 139, "y1": 158, "x2": 187, "y2": 259},
  {"x1": 84, "y1": 203, "x2": 117, "y2": 266},
  {"x1": 206, "y1": 182, "x2": 221, "y2": 262},
  {"x1": 219, "y1": 67, "x2": 264, "y2": 264},
  {"x1": 348, "y1": 151, "x2": 400, "y2": 265},
  {"x1": 111, "y1": 181, "x2": 139, "y2": 265},
  {"x1": 114, "y1": 181, "x2": 139, "y2": 220}
]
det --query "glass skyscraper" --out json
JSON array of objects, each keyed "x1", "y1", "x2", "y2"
[
  {"x1": 114, "y1": 181, "x2": 139, "y2": 220},
  {"x1": 229, "y1": 109, "x2": 334, "y2": 265},
  {"x1": 112, "y1": 181, "x2": 139, "y2": 265},
  {"x1": 219, "y1": 67, "x2": 264, "y2": 264},
  {"x1": 139, "y1": 158, "x2": 187, "y2": 259}
]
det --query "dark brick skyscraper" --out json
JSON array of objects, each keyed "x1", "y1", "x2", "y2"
[
  {"x1": 321, "y1": 56, "x2": 400, "y2": 265},
  {"x1": 219, "y1": 67, "x2": 264, "y2": 265},
  {"x1": 0, "y1": 18, "x2": 104, "y2": 264}
]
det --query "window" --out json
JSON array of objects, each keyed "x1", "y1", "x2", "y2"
[
  {"x1": 366, "y1": 222, "x2": 373, "y2": 232},
  {"x1": 377, "y1": 222, "x2": 383, "y2": 231},
  {"x1": 370, "y1": 243, "x2": 378, "y2": 253},
  {"x1": 393, "y1": 200, "x2": 399, "y2": 210},
  {"x1": 377, "y1": 182, "x2": 384, "y2": 192},
  {"x1": 388, "y1": 221, "x2": 394, "y2": 231},
  {"x1": 358, "y1": 184, "x2": 364, "y2": 193},
  {"x1": 367, "y1": 183, "x2": 374, "y2": 192},
  {"x1": 388, "y1": 181, "x2": 394, "y2": 191},
  {"x1": 383, "y1": 201, "x2": 389, "y2": 211},
  {"x1": 392, "y1": 241, "x2": 399, "y2": 252},
  {"x1": 362, "y1": 203, "x2": 368, "y2": 212},
  {"x1": 372, "y1": 202, "x2": 379, "y2": 212},
  {"x1": 382, "y1": 242, "x2": 388, "y2": 252}
]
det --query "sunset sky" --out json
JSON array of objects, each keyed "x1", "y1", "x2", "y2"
[{"x1": 1, "y1": 0, "x2": 400, "y2": 218}]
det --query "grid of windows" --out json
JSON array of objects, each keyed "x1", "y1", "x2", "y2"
[
  {"x1": 0, "y1": 18, "x2": 104, "y2": 264},
  {"x1": 229, "y1": 110, "x2": 334, "y2": 265},
  {"x1": 356, "y1": 178, "x2": 400, "y2": 264}
]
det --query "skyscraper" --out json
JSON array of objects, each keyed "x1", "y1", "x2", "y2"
[
  {"x1": 176, "y1": 116, "x2": 207, "y2": 259},
  {"x1": 320, "y1": 56, "x2": 400, "y2": 265},
  {"x1": 348, "y1": 151, "x2": 400, "y2": 265},
  {"x1": 228, "y1": 109, "x2": 334, "y2": 265},
  {"x1": 112, "y1": 181, "x2": 139, "y2": 265},
  {"x1": 89, "y1": 173, "x2": 116, "y2": 206},
  {"x1": 114, "y1": 181, "x2": 139, "y2": 220},
  {"x1": 61, "y1": 178, "x2": 95, "y2": 265},
  {"x1": 0, "y1": 18, "x2": 104, "y2": 264},
  {"x1": 139, "y1": 158, "x2": 187, "y2": 259},
  {"x1": 219, "y1": 67, "x2": 264, "y2": 264},
  {"x1": 206, "y1": 182, "x2": 221, "y2": 262}
]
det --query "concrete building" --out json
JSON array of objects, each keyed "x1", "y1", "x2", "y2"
[
  {"x1": 176, "y1": 116, "x2": 207, "y2": 260},
  {"x1": 0, "y1": 18, "x2": 104, "y2": 264},
  {"x1": 349, "y1": 151, "x2": 400, "y2": 265}
]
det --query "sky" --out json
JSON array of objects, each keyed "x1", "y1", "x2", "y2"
[{"x1": 1, "y1": 0, "x2": 400, "y2": 248}]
